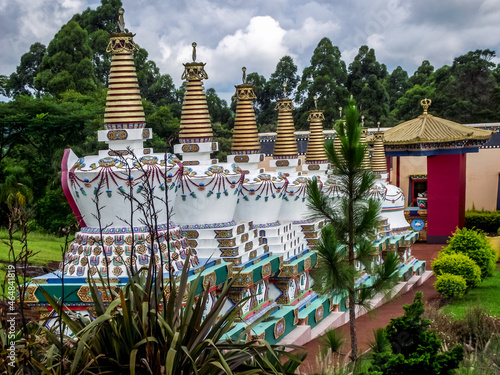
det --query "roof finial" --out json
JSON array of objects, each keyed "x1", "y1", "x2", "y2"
[
  {"x1": 242, "y1": 67, "x2": 247, "y2": 84},
  {"x1": 283, "y1": 82, "x2": 287, "y2": 97},
  {"x1": 339, "y1": 106, "x2": 342, "y2": 118},
  {"x1": 313, "y1": 95, "x2": 318, "y2": 109},
  {"x1": 192, "y1": 42, "x2": 197, "y2": 62},
  {"x1": 377, "y1": 121, "x2": 381, "y2": 131},
  {"x1": 118, "y1": 8, "x2": 125, "y2": 32},
  {"x1": 361, "y1": 115, "x2": 365, "y2": 126},
  {"x1": 421, "y1": 98, "x2": 431, "y2": 115}
]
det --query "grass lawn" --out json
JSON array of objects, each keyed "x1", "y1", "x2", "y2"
[
  {"x1": 441, "y1": 265, "x2": 500, "y2": 318},
  {"x1": 0, "y1": 229, "x2": 67, "y2": 284}
]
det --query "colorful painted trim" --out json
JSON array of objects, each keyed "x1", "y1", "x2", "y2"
[
  {"x1": 80, "y1": 223, "x2": 175, "y2": 233},
  {"x1": 180, "y1": 220, "x2": 237, "y2": 230},
  {"x1": 105, "y1": 123, "x2": 145, "y2": 129},
  {"x1": 252, "y1": 221, "x2": 281, "y2": 228}
]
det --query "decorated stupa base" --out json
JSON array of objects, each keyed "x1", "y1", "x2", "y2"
[
  {"x1": 62, "y1": 225, "x2": 199, "y2": 279},
  {"x1": 26, "y1": 9, "x2": 432, "y2": 348},
  {"x1": 227, "y1": 153, "x2": 265, "y2": 174},
  {"x1": 304, "y1": 162, "x2": 330, "y2": 173},
  {"x1": 181, "y1": 221, "x2": 269, "y2": 266},
  {"x1": 269, "y1": 157, "x2": 302, "y2": 174},
  {"x1": 173, "y1": 141, "x2": 219, "y2": 166}
]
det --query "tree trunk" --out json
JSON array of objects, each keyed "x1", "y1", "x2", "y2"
[
  {"x1": 348, "y1": 170, "x2": 357, "y2": 361},
  {"x1": 349, "y1": 287, "x2": 357, "y2": 361}
]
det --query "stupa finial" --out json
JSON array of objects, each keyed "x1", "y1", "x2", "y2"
[
  {"x1": 361, "y1": 115, "x2": 365, "y2": 126},
  {"x1": 421, "y1": 98, "x2": 431, "y2": 115},
  {"x1": 313, "y1": 95, "x2": 318, "y2": 109},
  {"x1": 242, "y1": 67, "x2": 247, "y2": 84},
  {"x1": 118, "y1": 8, "x2": 125, "y2": 32},
  {"x1": 283, "y1": 82, "x2": 287, "y2": 97},
  {"x1": 377, "y1": 121, "x2": 381, "y2": 131},
  {"x1": 192, "y1": 42, "x2": 197, "y2": 62},
  {"x1": 339, "y1": 106, "x2": 343, "y2": 118}
]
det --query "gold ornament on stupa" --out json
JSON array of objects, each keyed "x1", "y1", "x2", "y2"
[
  {"x1": 178, "y1": 42, "x2": 213, "y2": 143},
  {"x1": 305, "y1": 96, "x2": 327, "y2": 164},
  {"x1": 273, "y1": 82, "x2": 298, "y2": 159},
  {"x1": 104, "y1": 8, "x2": 145, "y2": 130},
  {"x1": 372, "y1": 122, "x2": 387, "y2": 173},
  {"x1": 231, "y1": 67, "x2": 260, "y2": 154}
]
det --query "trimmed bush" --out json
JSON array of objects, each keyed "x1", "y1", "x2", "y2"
[
  {"x1": 432, "y1": 253, "x2": 481, "y2": 289},
  {"x1": 444, "y1": 227, "x2": 496, "y2": 280},
  {"x1": 465, "y1": 210, "x2": 500, "y2": 233},
  {"x1": 434, "y1": 273, "x2": 467, "y2": 300}
]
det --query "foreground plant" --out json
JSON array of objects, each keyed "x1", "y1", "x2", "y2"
[
  {"x1": 2, "y1": 252, "x2": 304, "y2": 375},
  {"x1": 363, "y1": 292, "x2": 463, "y2": 375}
]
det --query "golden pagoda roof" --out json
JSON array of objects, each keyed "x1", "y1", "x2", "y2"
[
  {"x1": 178, "y1": 43, "x2": 213, "y2": 143},
  {"x1": 371, "y1": 131, "x2": 387, "y2": 173},
  {"x1": 231, "y1": 67, "x2": 260, "y2": 154},
  {"x1": 104, "y1": 8, "x2": 145, "y2": 129},
  {"x1": 305, "y1": 96, "x2": 328, "y2": 164},
  {"x1": 383, "y1": 98, "x2": 492, "y2": 145},
  {"x1": 273, "y1": 83, "x2": 298, "y2": 159}
]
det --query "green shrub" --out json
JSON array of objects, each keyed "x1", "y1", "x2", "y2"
[
  {"x1": 434, "y1": 273, "x2": 467, "y2": 300},
  {"x1": 444, "y1": 227, "x2": 496, "y2": 280},
  {"x1": 365, "y1": 292, "x2": 463, "y2": 375},
  {"x1": 432, "y1": 253, "x2": 481, "y2": 289},
  {"x1": 465, "y1": 210, "x2": 500, "y2": 233}
]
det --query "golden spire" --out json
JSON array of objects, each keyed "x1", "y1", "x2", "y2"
[
  {"x1": 104, "y1": 9, "x2": 145, "y2": 129},
  {"x1": 306, "y1": 96, "x2": 327, "y2": 164},
  {"x1": 273, "y1": 83, "x2": 298, "y2": 159},
  {"x1": 360, "y1": 127, "x2": 370, "y2": 169},
  {"x1": 231, "y1": 67, "x2": 260, "y2": 154},
  {"x1": 178, "y1": 42, "x2": 213, "y2": 143},
  {"x1": 421, "y1": 98, "x2": 431, "y2": 115},
  {"x1": 372, "y1": 129, "x2": 387, "y2": 173}
]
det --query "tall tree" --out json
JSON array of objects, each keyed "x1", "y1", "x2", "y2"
[
  {"x1": 391, "y1": 84, "x2": 435, "y2": 121},
  {"x1": 256, "y1": 56, "x2": 300, "y2": 128},
  {"x1": 34, "y1": 21, "x2": 97, "y2": 95},
  {"x1": 267, "y1": 55, "x2": 300, "y2": 98},
  {"x1": 6, "y1": 42, "x2": 46, "y2": 97},
  {"x1": 74, "y1": 0, "x2": 122, "y2": 86},
  {"x1": 307, "y1": 99, "x2": 399, "y2": 361},
  {"x1": 449, "y1": 49, "x2": 497, "y2": 122},
  {"x1": 410, "y1": 60, "x2": 434, "y2": 86},
  {"x1": 347, "y1": 45, "x2": 389, "y2": 124},
  {"x1": 384, "y1": 66, "x2": 410, "y2": 111},
  {"x1": 296, "y1": 37, "x2": 349, "y2": 129}
]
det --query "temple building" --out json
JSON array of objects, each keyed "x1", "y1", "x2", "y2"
[{"x1": 26, "y1": 10, "x2": 427, "y2": 346}]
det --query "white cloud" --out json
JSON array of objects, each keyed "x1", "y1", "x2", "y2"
[{"x1": 2, "y1": 0, "x2": 500, "y2": 103}]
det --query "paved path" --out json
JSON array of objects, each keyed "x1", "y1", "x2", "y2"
[{"x1": 295, "y1": 243, "x2": 444, "y2": 372}]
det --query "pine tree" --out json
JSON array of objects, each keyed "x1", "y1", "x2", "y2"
[
  {"x1": 364, "y1": 292, "x2": 463, "y2": 375},
  {"x1": 307, "y1": 99, "x2": 399, "y2": 361}
]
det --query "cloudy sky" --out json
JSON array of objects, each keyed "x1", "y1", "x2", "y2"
[{"x1": 1, "y1": 0, "x2": 500, "y2": 102}]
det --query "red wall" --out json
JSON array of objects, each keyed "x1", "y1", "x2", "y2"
[{"x1": 427, "y1": 153, "x2": 466, "y2": 244}]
